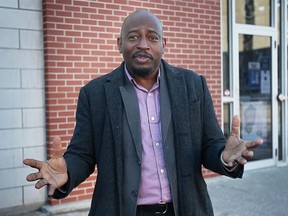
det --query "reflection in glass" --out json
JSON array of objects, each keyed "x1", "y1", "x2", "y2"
[
  {"x1": 235, "y1": 0, "x2": 271, "y2": 26},
  {"x1": 239, "y1": 34, "x2": 272, "y2": 160}
]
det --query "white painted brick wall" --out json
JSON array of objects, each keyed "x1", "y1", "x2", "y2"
[
  {"x1": 0, "y1": 29, "x2": 19, "y2": 48},
  {"x1": 0, "y1": 69, "x2": 21, "y2": 88},
  {"x1": 0, "y1": 148, "x2": 23, "y2": 169},
  {"x1": 0, "y1": 0, "x2": 18, "y2": 8},
  {"x1": 0, "y1": 8, "x2": 42, "y2": 30},
  {"x1": 20, "y1": 30, "x2": 43, "y2": 50},
  {"x1": 24, "y1": 185, "x2": 46, "y2": 205},
  {"x1": 0, "y1": 89, "x2": 44, "y2": 109},
  {"x1": 22, "y1": 69, "x2": 44, "y2": 89},
  {"x1": 23, "y1": 108, "x2": 45, "y2": 128},
  {"x1": 0, "y1": 109, "x2": 22, "y2": 129},
  {"x1": 19, "y1": 0, "x2": 43, "y2": 11},
  {"x1": 0, "y1": 49, "x2": 44, "y2": 69},
  {"x1": 0, "y1": 188, "x2": 22, "y2": 209},
  {"x1": 0, "y1": 128, "x2": 45, "y2": 149},
  {"x1": 0, "y1": 0, "x2": 46, "y2": 210}
]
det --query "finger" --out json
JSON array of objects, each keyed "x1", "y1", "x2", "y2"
[
  {"x1": 26, "y1": 172, "x2": 43, "y2": 181},
  {"x1": 23, "y1": 159, "x2": 43, "y2": 170},
  {"x1": 53, "y1": 136, "x2": 62, "y2": 159},
  {"x1": 231, "y1": 115, "x2": 240, "y2": 137},
  {"x1": 237, "y1": 157, "x2": 247, "y2": 165},
  {"x1": 48, "y1": 184, "x2": 57, "y2": 197},
  {"x1": 242, "y1": 150, "x2": 254, "y2": 159},
  {"x1": 245, "y1": 139, "x2": 263, "y2": 149},
  {"x1": 35, "y1": 178, "x2": 48, "y2": 189}
]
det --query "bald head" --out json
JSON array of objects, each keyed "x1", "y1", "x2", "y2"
[
  {"x1": 117, "y1": 9, "x2": 166, "y2": 80},
  {"x1": 120, "y1": 10, "x2": 163, "y2": 38}
]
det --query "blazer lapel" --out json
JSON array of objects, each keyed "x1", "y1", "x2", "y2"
[
  {"x1": 104, "y1": 66, "x2": 125, "y2": 212},
  {"x1": 160, "y1": 63, "x2": 172, "y2": 146},
  {"x1": 164, "y1": 62, "x2": 190, "y2": 135},
  {"x1": 119, "y1": 82, "x2": 142, "y2": 161}
]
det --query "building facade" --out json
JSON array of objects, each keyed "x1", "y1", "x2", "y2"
[
  {"x1": 0, "y1": 0, "x2": 287, "y2": 213},
  {"x1": 222, "y1": 0, "x2": 288, "y2": 171}
]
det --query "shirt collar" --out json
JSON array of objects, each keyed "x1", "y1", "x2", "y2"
[{"x1": 124, "y1": 64, "x2": 161, "y2": 89}]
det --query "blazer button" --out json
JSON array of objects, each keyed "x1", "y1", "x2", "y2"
[
  {"x1": 131, "y1": 190, "x2": 138, "y2": 197},
  {"x1": 137, "y1": 160, "x2": 141, "y2": 165}
]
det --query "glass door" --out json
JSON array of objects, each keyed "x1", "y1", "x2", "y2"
[
  {"x1": 238, "y1": 34, "x2": 273, "y2": 162},
  {"x1": 231, "y1": 0, "x2": 278, "y2": 169},
  {"x1": 222, "y1": 0, "x2": 287, "y2": 169}
]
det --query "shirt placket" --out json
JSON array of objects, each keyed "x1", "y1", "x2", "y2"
[{"x1": 146, "y1": 89, "x2": 170, "y2": 203}]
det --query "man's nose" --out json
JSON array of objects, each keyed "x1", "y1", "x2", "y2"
[{"x1": 137, "y1": 38, "x2": 150, "y2": 50}]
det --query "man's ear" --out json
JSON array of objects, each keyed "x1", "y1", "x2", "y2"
[
  {"x1": 162, "y1": 38, "x2": 167, "y2": 53},
  {"x1": 117, "y1": 37, "x2": 122, "y2": 53}
]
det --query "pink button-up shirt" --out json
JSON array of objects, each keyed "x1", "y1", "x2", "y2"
[{"x1": 125, "y1": 67, "x2": 172, "y2": 205}]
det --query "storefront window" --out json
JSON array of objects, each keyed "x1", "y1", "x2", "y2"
[
  {"x1": 236, "y1": 0, "x2": 271, "y2": 26},
  {"x1": 239, "y1": 34, "x2": 273, "y2": 160}
]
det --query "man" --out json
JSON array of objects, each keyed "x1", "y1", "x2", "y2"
[{"x1": 24, "y1": 10, "x2": 262, "y2": 216}]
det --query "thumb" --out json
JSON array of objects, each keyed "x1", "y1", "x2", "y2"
[
  {"x1": 231, "y1": 115, "x2": 241, "y2": 137},
  {"x1": 52, "y1": 136, "x2": 62, "y2": 159}
]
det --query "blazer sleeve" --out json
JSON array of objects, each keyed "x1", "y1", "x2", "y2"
[
  {"x1": 200, "y1": 75, "x2": 244, "y2": 178},
  {"x1": 53, "y1": 87, "x2": 97, "y2": 199}
]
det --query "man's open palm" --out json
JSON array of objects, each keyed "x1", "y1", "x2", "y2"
[
  {"x1": 23, "y1": 137, "x2": 68, "y2": 196},
  {"x1": 222, "y1": 115, "x2": 263, "y2": 167}
]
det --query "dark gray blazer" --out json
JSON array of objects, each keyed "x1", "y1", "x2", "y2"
[{"x1": 55, "y1": 59, "x2": 243, "y2": 216}]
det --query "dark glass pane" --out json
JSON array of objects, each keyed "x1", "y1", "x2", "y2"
[
  {"x1": 239, "y1": 34, "x2": 273, "y2": 160},
  {"x1": 222, "y1": 0, "x2": 230, "y2": 96},
  {"x1": 236, "y1": 0, "x2": 271, "y2": 26}
]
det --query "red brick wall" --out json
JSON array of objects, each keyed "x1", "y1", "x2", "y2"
[{"x1": 43, "y1": 0, "x2": 221, "y2": 205}]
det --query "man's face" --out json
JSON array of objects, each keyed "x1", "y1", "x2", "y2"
[{"x1": 117, "y1": 11, "x2": 166, "y2": 77}]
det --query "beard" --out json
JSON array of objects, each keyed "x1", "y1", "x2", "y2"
[{"x1": 129, "y1": 65, "x2": 154, "y2": 77}]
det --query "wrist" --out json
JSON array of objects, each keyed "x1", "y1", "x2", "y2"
[{"x1": 220, "y1": 151, "x2": 239, "y2": 171}]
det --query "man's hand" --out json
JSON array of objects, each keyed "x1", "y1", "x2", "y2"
[
  {"x1": 222, "y1": 115, "x2": 263, "y2": 167},
  {"x1": 23, "y1": 137, "x2": 68, "y2": 196}
]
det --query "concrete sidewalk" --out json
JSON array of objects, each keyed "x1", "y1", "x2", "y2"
[
  {"x1": 207, "y1": 166, "x2": 288, "y2": 216},
  {"x1": 5, "y1": 166, "x2": 288, "y2": 216}
]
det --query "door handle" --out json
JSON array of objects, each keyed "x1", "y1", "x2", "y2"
[{"x1": 277, "y1": 93, "x2": 287, "y2": 102}]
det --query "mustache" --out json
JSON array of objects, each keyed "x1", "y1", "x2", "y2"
[{"x1": 132, "y1": 52, "x2": 153, "y2": 60}]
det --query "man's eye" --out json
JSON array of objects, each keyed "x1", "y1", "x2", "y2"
[
  {"x1": 128, "y1": 35, "x2": 138, "y2": 40},
  {"x1": 149, "y1": 36, "x2": 159, "y2": 41}
]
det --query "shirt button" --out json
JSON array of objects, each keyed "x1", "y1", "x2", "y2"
[
  {"x1": 160, "y1": 169, "x2": 165, "y2": 174},
  {"x1": 151, "y1": 117, "x2": 155, "y2": 121},
  {"x1": 155, "y1": 142, "x2": 160, "y2": 147}
]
